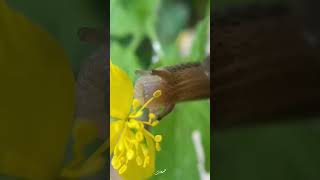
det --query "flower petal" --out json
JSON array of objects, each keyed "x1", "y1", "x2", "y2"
[
  {"x1": 110, "y1": 120, "x2": 125, "y2": 155},
  {"x1": 66, "y1": 120, "x2": 99, "y2": 168},
  {"x1": 0, "y1": 1, "x2": 74, "y2": 179},
  {"x1": 61, "y1": 154, "x2": 105, "y2": 178},
  {"x1": 110, "y1": 61, "x2": 134, "y2": 119},
  {"x1": 120, "y1": 135, "x2": 156, "y2": 180}
]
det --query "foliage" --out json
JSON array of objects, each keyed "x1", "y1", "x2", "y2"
[{"x1": 7, "y1": 0, "x2": 106, "y2": 76}]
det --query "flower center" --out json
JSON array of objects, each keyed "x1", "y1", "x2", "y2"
[{"x1": 111, "y1": 90, "x2": 163, "y2": 175}]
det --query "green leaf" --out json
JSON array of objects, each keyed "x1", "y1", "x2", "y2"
[
  {"x1": 111, "y1": 42, "x2": 141, "y2": 79},
  {"x1": 189, "y1": 15, "x2": 209, "y2": 62},
  {"x1": 151, "y1": 101, "x2": 210, "y2": 180},
  {"x1": 153, "y1": 43, "x2": 182, "y2": 68},
  {"x1": 156, "y1": 3, "x2": 189, "y2": 45},
  {"x1": 110, "y1": 0, "x2": 160, "y2": 39}
]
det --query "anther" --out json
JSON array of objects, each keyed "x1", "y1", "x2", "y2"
[
  {"x1": 118, "y1": 143, "x2": 124, "y2": 152},
  {"x1": 120, "y1": 157, "x2": 125, "y2": 163},
  {"x1": 153, "y1": 90, "x2": 162, "y2": 97},
  {"x1": 148, "y1": 113, "x2": 156, "y2": 120},
  {"x1": 136, "y1": 90, "x2": 162, "y2": 113},
  {"x1": 135, "y1": 131, "x2": 144, "y2": 142},
  {"x1": 132, "y1": 99, "x2": 141, "y2": 109},
  {"x1": 136, "y1": 156, "x2": 143, "y2": 166},
  {"x1": 126, "y1": 149, "x2": 135, "y2": 160},
  {"x1": 112, "y1": 159, "x2": 121, "y2": 170},
  {"x1": 143, "y1": 156, "x2": 150, "y2": 168},
  {"x1": 119, "y1": 165, "x2": 127, "y2": 174},
  {"x1": 156, "y1": 143, "x2": 161, "y2": 151},
  {"x1": 151, "y1": 120, "x2": 159, "y2": 126},
  {"x1": 155, "y1": 135, "x2": 162, "y2": 142},
  {"x1": 127, "y1": 120, "x2": 136, "y2": 128}
]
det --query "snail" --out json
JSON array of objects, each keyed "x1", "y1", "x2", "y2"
[
  {"x1": 75, "y1": 26, "x2": 210, "y2": 122},
  {"x1": 134, "y1": 56, "x2": 210, "y2": 119},
  {"x1": 75, "y1": 27, "x2": 108, "y2": 138}
]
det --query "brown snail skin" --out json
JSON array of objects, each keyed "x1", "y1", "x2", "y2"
[{"x1": 134, "y1": 57, "x2": 210, "y2": 119}]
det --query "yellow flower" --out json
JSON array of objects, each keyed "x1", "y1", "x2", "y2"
[
  {"x1": 0, "y1": 1, "x2": 74, "y2": 179},
  {"x1": 110, "y1": 62, "x2": 163, "y2": 180},
  {"x1": 61, "y1": 62, "x2": 163, "y2": 179}
]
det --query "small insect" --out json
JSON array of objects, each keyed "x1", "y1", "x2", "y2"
[{"x1": 134, "y1": 56, "x2": 210, "y2": 119}]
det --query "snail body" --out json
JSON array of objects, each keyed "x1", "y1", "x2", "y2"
[
  {"x1": 75, "y1": 27, "x2": 108, "y2": 138},
  {"x1": 134, "y1": 57, "x2": 210, "y2": 119}
]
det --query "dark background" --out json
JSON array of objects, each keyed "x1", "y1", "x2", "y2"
[{"x1": 213, "y1": 0, "x2": 320, "y2": 179}]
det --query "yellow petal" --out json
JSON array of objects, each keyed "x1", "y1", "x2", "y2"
[
  {"x1": 62, "y1": 135, "x2": 109, "y2": 178},
  {"x1": 73, "y1": 120, "x2": 99, "y2": 147},
  {"x1": 120, "y1": 135, "x2": 156, "y2": 180},
  {"x1": 67, "y1": 120, "x2": 99, "y2": 167},
  {"x1": 0, "y1": 1, "x2": 74, "y2": 179},
  {"x1": 61, "y1": 155, "x2": 105, "y2": 178},
  {"x1": 110, "y1": 61, "x2": 134, "y2": 119},
  {"x1": 110, "y1": 120, "x2": 125, "y2": 155}
]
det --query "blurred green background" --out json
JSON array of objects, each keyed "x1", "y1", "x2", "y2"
[
  {"x1": 7, "y1": 0, "x2": 106, "y2": 76},
  {"x1": 111, "y1": 0, "x2": 210, "y2": 179},
  {"x1": 213, "y1": 0, "x2": 320, "y2": 180}
]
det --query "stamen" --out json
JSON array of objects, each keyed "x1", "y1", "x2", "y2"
[
  {"x1": 114, "y1": 144, "x2": 120, "y2": 156},
  {"x1": 155, "y1": 135, "x2": 162, "y2": 142},
  {"x1": 153, "y1": 90, "x2": 162, "y2": 97},
  {"x1": 119, "y1": 165, "x2": 127, "y2": 174},
  {"x1": 148, "y1": 113, "x2": 156, "y2": 120},
  {"x1": 120, "y1": 157, "x2": 125, "y2": 164},
  {"x1": 137, "y1": 90, "x2": 162, "y2": 113},
  {"x1": 143, "y1": 129, "x2": 155, "y2": 140},
  {"x1": 143, "y1": 156, "x2": 150, "y2": 168},
  {"x1": 126, "y1": 149, "x2": 135, "y2": 160},
  {"x1": 127, "y1": 119, "x2": 140, "y2": 129},
  {"x1": 151, "y1": 120, "x2": 159, "y2": 126},
  {"x1": 141, "y1": 144, "x2": 149, "y2": 157},
  {"x1": 135, "y1": 131, "x2": 144, "y2": 142},
  {"x1": 141, "y1": 121, "x2": 153, "y2": 126},
  {"x1": 132, "y1": 99, "x2": 141, "y2": 111},
  {"x1": 111, "y1": 90, "x2": 164, "y2": 174},
  {"x1": 118, "y1": 142, "x2": 124, "y2": 152},
  {"x1": 123, "y1": 138, "x2": 130, "y2": 149},
  {"x1": 112, "y1": 158, "x2": 121, "y2": 170},
  {"x1": 156, "y1": 143, "x2": 161, "y2": 151},
  {"x1": 128, "y1": 110, "x2": 143, "y2": 119},
  {"x1": 136, "y1": 156, "x2": 143, "y2": 166}
]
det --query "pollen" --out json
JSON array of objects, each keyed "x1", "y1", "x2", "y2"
[{"x1": 111, "y1": 90, "x2": 164, "y2": 175}]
